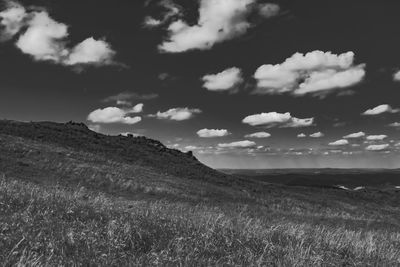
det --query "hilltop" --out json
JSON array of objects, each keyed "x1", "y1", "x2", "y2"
[{"x1": 0, "y1": 120, "x2": 400, "y2": 266}]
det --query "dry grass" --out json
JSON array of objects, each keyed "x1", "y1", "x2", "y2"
[
  {"x1": 1, "y1": 122, "x2": 400, "y2": 266},
  {"x1": 1, "y1": 176, "x2": 400, "y2": 266}
]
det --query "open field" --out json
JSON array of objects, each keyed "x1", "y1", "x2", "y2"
[{"x1": 1, "y1": 120, "x2": 400, "y2": 266}]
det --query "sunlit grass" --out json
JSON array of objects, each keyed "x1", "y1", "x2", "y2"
[{"x1": 1, "y1": 176, "x2": 399, "y2": 266}]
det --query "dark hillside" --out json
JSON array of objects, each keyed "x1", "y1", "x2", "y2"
[{"x1": 0, "y1": 120, "x2": 240, "y2": 187}]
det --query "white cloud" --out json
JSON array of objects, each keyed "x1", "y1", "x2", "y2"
[
  {"x1": 394, "y1": 71, "x2": 400, "y2": 81},
  {"x1": 388, "y1": 122, "x2": 400, "y2": 127},
  {"x1": 329, "y1": 139, "x2": 349, "y2": 146},
  {"x1": 0, "y1": 1, "x2": 26, "y2": 40},
  {"x1": 343, "y1": 131, "x2": 365, "y2": 139},
  {"x1": 0, "y1": 2, "x2": 115, "y2": 67},
  {"x1": 130, "y1": 103, "x2": 144, "y2": 113},
  {"x1": 15, "y1": 11, "x2": 69, "y2": 62},
  {"x1": 362, "y1": 104, "x2": 399, "y2": 116},
  {"x1": 366, "y1": 135, "x2": 387, "y2": 141},
  {"x1": 218, "y1": 140, "x2": 256, "y2": 148},
  {"x1": 197, "y1": 128, "x2": 230, "y2": 138},
  {"x1": 253, "y1": 51, "x2": 365, "y2": 96},
  {"x1": 143, "y1": 16, "x2": 163, "y2": 28},
  {"x1": 65, "y1": 37, "x2": 115, "y2": 65},
  {"x1": 159, "y1": 0, "x2": 279, "y2": 52},
  {"x1": 366, "y1": 144, "x2": 389, "y2": 151},
  {"x1": 297, "y1": 133, "x2": 306, "y2": 138},
  {"x1": 295, "y1": 67, "x2": 365, "y2": 96},
  {"x1": 184, "y1": 145, "x2": 200, "y2": 151},
  {"x1": 88, "y1": 124, "x2": 101, "y2": 133},
  {"x1": 310, "y1": 132, "x2": 324, "y2": 138},
  {"x1": 242, "y1": 112, "x2": 314, "y2": 128},
  {"x1": 143, "y1": 0, "x2": 181, "y2": 28},
  {"x1": 153, "y1": 107, "x2": 201, "y2": 121},
  {"x1": 202, "y1": 67, "x2": 243, "y2": 91},
  {"x1": 244, "y1": 132, "x2": 271, "y2": 138},
  {"x1": 87, "y1": 107, "x2": 142, "y2": 124}
]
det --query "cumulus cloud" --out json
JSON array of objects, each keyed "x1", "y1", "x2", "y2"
[
  {"x1": 329, "y1": 139, "x2": 349, "y2": 146},
  {"x1": 297, "y1": 133, "x2": 306, "y2": 138},
  {"x1": 218, "y1": 140, "x2": 256, "y2": 148},
  {"x1": 362, "y1": 104, "x2": 399, "y2": 116},
  {"x1": 366, "y1": 135, "x2": 387, "y2": 141},
  {"x1": 388, "y1": 122, "x2": 400, "y2": 127},
  {"x1": 343, "y1": 132, "x2": 365, "y2": 139},
  {"x1": 197, "y1": 128, "x2": 230, "y2": 138},
  {"x1": 394, "y1": 71, "x2": 400, "y2": 81},
  {"x1": 0, "y1": 1, "x2": 26, "y2": 40},
  {"x1": 153, "y1": 107, "x2": 201, "y2": 121},
  {"x1": 158, "y1": 0, "x2": 279, "y2": 53},
  {"x1": 253, "y1": 51, "x2": 365, "y2": 97},
  {"x1": 0, "y1": 2, "x2": 115, "y2": 67},
  {"x1": 242, "y1": 112, "x2": 314, "y2": 128},
  {"x1": 64, "y1": 37, "x2": 115, "y2": 66},
  {"x1": 244, "y1": 132, "x2": 271, "y2": 138},
  {"x1": 310, "y1": 132, "x2": 324, "y2": 138},
  {"x1": 87, "y1": 107, "x2": 142, "y2": 125},
  {"x1": 202, "y1": 67, "x2": 243, "y2": 91},
  {"x1": 366, "y1": 144, "x2": 389, "y2": 151}
]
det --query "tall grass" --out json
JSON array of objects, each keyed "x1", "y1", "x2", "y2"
[{"x1": 1, "y1": 176, "x2": 399, "y2": 266}]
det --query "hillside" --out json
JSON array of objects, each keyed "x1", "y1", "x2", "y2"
[
  {"x1": 1, "y1": 120, "x2": 400, "y2": 266},
  {"x1": 0, "y1": 120, "x2": 255, "y2": 201}
]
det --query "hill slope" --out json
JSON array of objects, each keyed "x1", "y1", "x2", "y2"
[
  {"x1": 1, "y1": 120, "x2": 400, "y2": 266},
  {"x1": 0, "y1": 120, "x2": 253, "y2": 201}
]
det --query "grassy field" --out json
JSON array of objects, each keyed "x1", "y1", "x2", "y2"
[
  {"x1": 1, "y1": 121, "x2": 400, "y2": 266},
  {"x1": 1, "y1": 174, "x2": 400, "y2": 266}
]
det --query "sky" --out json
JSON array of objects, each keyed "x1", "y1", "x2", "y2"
[{"x1": 1, "y1": 0, "x2": 400, "y2": 169}]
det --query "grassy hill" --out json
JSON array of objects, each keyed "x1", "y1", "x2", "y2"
[{"x1": 1, "y1": 120, "x2": 400, "y2": 266}]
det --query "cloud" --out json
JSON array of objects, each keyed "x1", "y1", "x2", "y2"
[
  {"x1": 202, "y1": 67, "x2": 243, "y2": 91},
  {"x1": 64, "y1": 37, "x2": 115, "y2": 66},
  {"x1": 0, "y1": 2, "x2": 115, "y2": 67},
  {"x1": 130, "y1": 103, "x2": 144, "y2": 113},
  {"x1": 152, "y1": 107, "x2": 201, "y2": 121},
  {"x1": 218, "y1": 140, "x2": 256, "y2": 148},
  {"x1": 253, "y1": 51, "x2": 365, "y2": 97},
  {"x1": 297, "y1": 133, "x2": 306, "y2": 138},
  {"x1": 366, "y1": 144, "x2": 389, "y2": 151},
  {"x1": 362, "y1": 104, "x2": 399, "y2": 116},
  {"x1": 388, "y1": 122, "x2": 400, "y2": 127},
  {"x1": 310, "y1": 132, "x2": 324, "y2": 138},
  {"x1": 329, "y1": 139, "x2": 349, "y2": 146},
  {"x1": 394, "y1": 71, "x2": 400, "y2": 81},
  {"x1": 366, "y1": 135, "x2": 387, "y2": 141},
  {"x1": 343, "y1": 132, "x2": 365, "y2": 139},
  {"x1": 143, "y1": 16, "x2": 163, "y2": 28},
  {"x1": 103, "y1": 92, "x2": 158, "y2": 105},
  {"x1": 242, "y1": 112, "x2": 314, "y2": 128},
  {"x1": 258, "y1": 3, "x2": 280, "y2": 18},
  {"x1": 88, "y1": 124, "x2": 101, "y2": 133},
  {"x1": 244, "y1": 132, "x2": 271, "y2": 138},
  {"x1": 0, "y1": 1, "x2": 26, "y2": 40},
  {"x1": 197, "y1": 128, "x2": 230, "y2": 138},
  {"x1": 143, "y1": 0, "x2": 181, "y2": 28},
  {"x1": 158, "y1": 0, "x2": 279, "y2": 53},
  {"x1": 87, "y1": 107, "x2": 142, "y2": 124}
]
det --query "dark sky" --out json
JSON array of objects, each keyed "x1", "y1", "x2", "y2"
[{"x1": 1, "y1": 0, "x2": 400, "y2": 168}]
